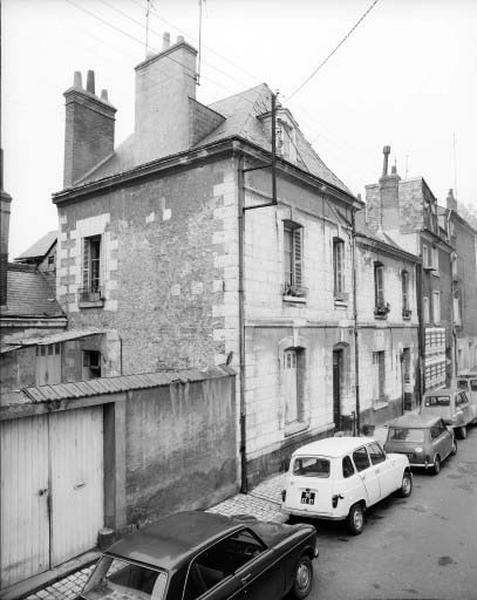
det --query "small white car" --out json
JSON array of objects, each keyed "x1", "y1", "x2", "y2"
[{"x1": 281, "y1": 437, "x2": 412, "y2": 535}]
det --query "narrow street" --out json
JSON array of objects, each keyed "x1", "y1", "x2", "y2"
[{"x1": 310, "y1": 426, "x2": 477, "y2": 600}]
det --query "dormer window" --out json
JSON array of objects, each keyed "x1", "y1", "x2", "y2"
[{"x1": 277, "y1": 118, "x2": 297, "y2": 163}]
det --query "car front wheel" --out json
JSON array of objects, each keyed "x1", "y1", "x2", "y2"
[
  {"x1": 432, "y1": 455, "x2": 441, "y2": 475},
  {"x1": 347, "y1": 503, "x2": 365, "y2": 535},
  {"x1": 399, "y1": 471, "x2": 412, "y2": 497},
  {"x1": 291, "y1": 555, "x2": 313, "y2": 599}
]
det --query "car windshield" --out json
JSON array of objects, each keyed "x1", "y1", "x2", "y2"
[
  {"x1": 424, "y1": 395, "x2": 450, "y2": 407},
  {"x1": 293, "y1": 456, "x2": 330, "y2": 478},
  {"x1": 388, "y1": 427, "x2": 426, "y2": 443},
  {"x1": 82, "y1": 557, "x2": 168, "y2": 600}
]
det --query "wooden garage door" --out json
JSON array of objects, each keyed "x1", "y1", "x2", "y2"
[
  {"x1": 1, "y1": 407, "x2": 104, "y2": 588},
  {"x1": 0, "y1": 416, "x2": 50, "y2": 588},
  {"x1": 50, "y1": 407, "x2": 104, "y2": 566}
]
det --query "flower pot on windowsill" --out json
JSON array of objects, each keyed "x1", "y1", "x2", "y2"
[
  {"x1": 282, "y1": 283, "x2": 308, "y2": 299},
  {"x1": 374, "y1": 301, "x2": 390, "y2": 319},
  {"x1": 402, "y1": 308, "x2": 412, "y2": 320}
]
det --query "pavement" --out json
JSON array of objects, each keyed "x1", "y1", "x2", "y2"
[{"x1": 22, "y1": 425, "x2": 393, "y2": 600}]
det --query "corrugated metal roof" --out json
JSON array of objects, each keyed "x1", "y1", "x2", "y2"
[
  {"x1": 22, "y1": 366, "x2": 235, "y2": 403},
  {"x1": 16, "y1": 328, "x2": 105, "y2": 346}
]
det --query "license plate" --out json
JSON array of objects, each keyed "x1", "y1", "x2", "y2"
[{"x1": 300, "y1": 490, "x2": 316, "y2": 505}]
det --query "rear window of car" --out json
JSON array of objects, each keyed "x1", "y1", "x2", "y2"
[
  {"x1": 471, "y1": 380, "x2": 477, "y2": 391},
  {"x1": 457, "y1": 380, "x2": 469, "y2": 390},
  {"x1": 388, "y1": 427, "x2": 426, "y2": 443},
  {"x1": 82, "y1": 557, "x2": 167, "y2": 600},
  {"x1": 424, "y1": 395, "x2": 450, "y2": 407},
  {"x1": 293, "y1": 456, "x2": 330, "y2": 478}
]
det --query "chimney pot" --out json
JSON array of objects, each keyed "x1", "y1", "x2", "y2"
[
  {"x1": 73, "y1": 71, "x2": 83, "y2": 88},
  {"x1": 391, "y1": 164, "x2": 397, "y2": 175},
  {"x1": 163, "y1": 32, "x2": 170, "y2": 49},
  {"x1": 177, "y1": 35, "x2": 184, "y2": 43},
  {"x1": 382, "y1": 145, "x2": 391, "y2": 177},
  {"x1": 86, "y1": 70, "x2": 95, "y2": 94},
  {"x1": 100, "y1": 89, "x2": 109, "y2": 102}
]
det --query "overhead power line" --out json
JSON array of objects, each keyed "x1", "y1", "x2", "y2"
[{"x1": 287, "y1": 0, "x2": 380, "y2": 101}]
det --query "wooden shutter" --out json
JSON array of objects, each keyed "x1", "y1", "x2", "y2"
[
  {"x1": 402, "y1": 270, "x2": 409, "y2": 310},
  {"x1": 375, "y1": 264, "x2": 384, "y2": 305},
  {"x1": 82, "y1": 238, "x2": 90, "y2": 292},
  {"x1": 293, "y1": 228, "x2": 303, "y2": 288}
]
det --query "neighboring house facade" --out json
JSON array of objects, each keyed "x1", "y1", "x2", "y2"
[
  {"x1": 354, "y1": 224, "x2": 420, "y2": 424},
  {"x1": 365, "y1": 147, "x2": 454, "y2": 392},
  {"x1": 53, "y1": 34, "x2": 368, "y2": 486},
  {"x1": 442, "y1": 190, "x2": 477, "y2": 372}
]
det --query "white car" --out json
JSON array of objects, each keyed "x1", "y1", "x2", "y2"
[{"x1": 281, "y1": 436, "x2": 412, "y2": 535}]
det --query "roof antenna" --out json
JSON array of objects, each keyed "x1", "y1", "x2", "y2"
[
  {"x1": 197, "y1": 0, "x2": 205, "y2": 86},
  {"x1": 145, "y1": 0, "x2": 154, "y2": 57}
]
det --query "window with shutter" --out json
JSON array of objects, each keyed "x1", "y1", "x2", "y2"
[
  {"x1": 80, "y1": 235, "x2": 103, "y2": 305},
  {"x1": 402, "y1": 270, "x2": 411, "y2": 318},
  {"x1": 283, "y1": 222, "x2": 305, "y2": 298},
  {"x1": 333, "y1": 238, "x2": 345, "y2": 299}
]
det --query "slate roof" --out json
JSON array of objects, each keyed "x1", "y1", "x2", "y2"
[
  {"x1": 78, "y1": 83, "x2": 351, "y2": 195},
  {"x1": 2, "y1": 264, "x2": 65, "y2": 318},
  {"x1": 16, "y1": 230, "x2": 57, "y2": 261}
]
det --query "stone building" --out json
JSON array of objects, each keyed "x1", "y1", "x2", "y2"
[
  {"x1": 441, "y1": 189, "x2": 477, "y2": 372},
  {"x1": 53, "y1": 34, "x2": 367, "y2": 486},
  {"x1": 365, "y1": 147, "x2": 454, "y2": 392},
  {"x1": 354, "y1": 222, "x2": 420, "y2": 424}
]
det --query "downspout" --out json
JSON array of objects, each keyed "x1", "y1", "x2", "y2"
[
  {"x1": 238, "y1": 154, "x2": 247, "y2": 493},
  {"x1": 237, "y1": 92, "x2": 278, "y2": 493},
  {"x1": 416, "y1": 261, "x2": 424, "y2": 404},
  {"x1": 351, "y1": 209, "x2": 360, "y2": 435}
]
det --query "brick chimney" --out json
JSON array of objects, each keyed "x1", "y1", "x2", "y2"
[
  {"x1": 446, "y1": 188, "x2": 458, "y2": 212},
  {"x1": 0, "y1": 150, "x2": 11, "y2": 306},
  {"x1": 134, "y1": 34, "x2": 198, "y2": 164},
  {"x1": 63, "y1": 70, "x2": 117, "y2": 187}
]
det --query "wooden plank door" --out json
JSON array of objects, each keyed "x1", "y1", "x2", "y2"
[
  {"x1": 0, "y1": 416, "x2": 50, "y2": 588},
  {"x1": 50, "y1": 407, "x2": 104, "y2": 566}
]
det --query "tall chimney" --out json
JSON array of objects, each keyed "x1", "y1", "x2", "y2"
[
  {"x1": 63, "y1": 70, "x2": 117, "y2": 187},
  {"x1": 134, "y1": 35, "x2": 197, "y2": 164},
  {"x1": 0, "y1": 150, "x2": 11, "y2": 306},
  {"x1": 381, "y1": 145, "x2": 391, "y2": 178},
  {"x1": 446, "y1": 188, "x2": 458, "y2": 212}
]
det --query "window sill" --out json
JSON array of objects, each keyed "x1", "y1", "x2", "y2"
[
  {"x1": 334, "y1": 299, "x2": 348, "y2": 308},
  {"x1": 284, "y1": 421, "x2": 309, "y2": 437},
  {"x1": 283, "y1": 295, "x2": 306, "y2": 304},
  {"x1": 373, "y1": 401, "x2": 389, "y2": 411},
  {"x1": 374, "y1": 313, "x2": 389, "y2": 320},
  {"x1": 79, "y1": 299, "x2": 105, "y2": 309},
  {"x1": 431, "y1": 271, "x2": 440, "y2": 278}
]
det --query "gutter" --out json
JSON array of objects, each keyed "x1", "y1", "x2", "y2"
[{"x1": 351, "y1": 210, "x2": 360, "y2": 435}]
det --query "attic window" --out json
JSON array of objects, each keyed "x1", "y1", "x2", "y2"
[{"x1": 277, "y1": 118, "x2": 297, "y2": 163}]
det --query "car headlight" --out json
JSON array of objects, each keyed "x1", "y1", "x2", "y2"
[{"x1": 414, "y1": 447, "x2": 424, "y2": 453}]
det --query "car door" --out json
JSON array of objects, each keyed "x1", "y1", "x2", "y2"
[
  {"x1": 458, "y1": 392, "x2": 473, "y2": 425},
  {"x1": 435, "y1": 419, "x2": 452, "y2": 459},
  {"x1": 367, "y1": 441, "x2": 395, "y2": 498},
  {"x1": 352, "y1": 446, "x2": 381, "y2": 506},
  {"x1": 233, "y1": 531, "x2": 283, "y2": 600}
]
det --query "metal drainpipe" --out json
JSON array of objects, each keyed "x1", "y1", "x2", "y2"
[
  {"x1": 416, "y1": 261, "x2": 425, "y2": 404},
  {"x1": 351, "y1": 209, "x2": 360, "y2": 435},
  {"x1": 238, "y1": 154, "x2": 247, "y2": 493}
]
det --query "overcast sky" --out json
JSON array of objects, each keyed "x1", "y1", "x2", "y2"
[{"x1": 3, "y1": 0, "x2": 477, "y2": 257}]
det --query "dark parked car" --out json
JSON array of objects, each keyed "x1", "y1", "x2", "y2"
[
  {"x1": 80, "y1": 511, "x2": 318, "y2": 600},
  {"x1": 384, "y1": 414, "x2": 457, "y2": 474}
]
